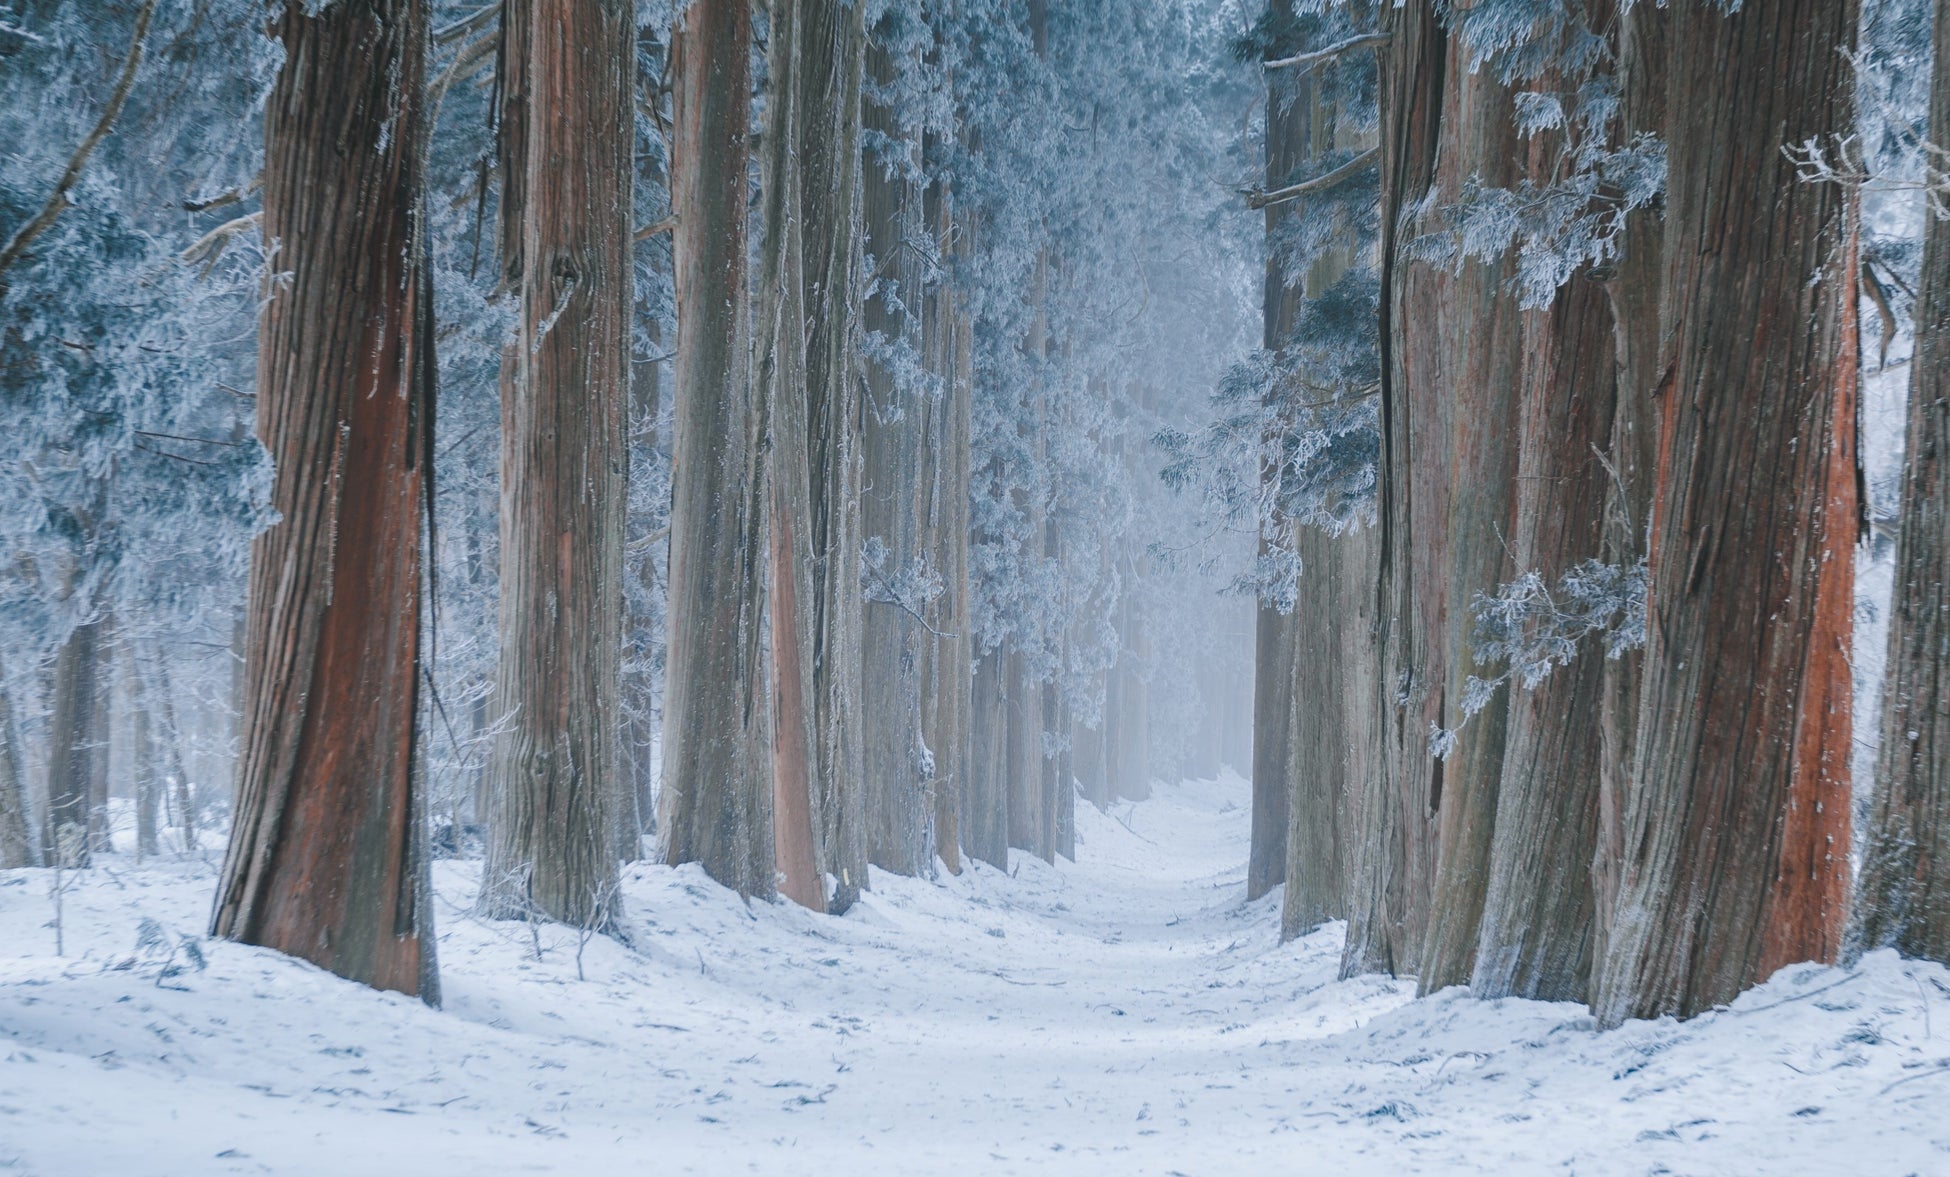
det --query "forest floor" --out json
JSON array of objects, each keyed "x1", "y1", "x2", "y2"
[{"x1": 2, "y1": 772, "x2": 1947, "y2": 1176}]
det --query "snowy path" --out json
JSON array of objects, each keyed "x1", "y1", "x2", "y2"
[{"x1": 3, "y1": 773, "x2": 1949, "y2": 1175}]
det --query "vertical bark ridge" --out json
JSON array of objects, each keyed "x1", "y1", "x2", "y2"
[
  {"x1": 918, "y1": 157, "x2": 971, "y2": 876},
  {"x1": 1404, "y1": 35, "x2": 1527, "y2": 997},
  {"x1": 760, "y1": 0, "x2": 868, "y2": 911},
  {"x1": 1593, "y1": 0, "x2": 1668, "y2": 980}
]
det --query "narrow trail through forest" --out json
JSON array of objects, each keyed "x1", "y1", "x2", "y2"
[{"x1": 3, "y1": 775, "x2": 1948, "y2": 1174}]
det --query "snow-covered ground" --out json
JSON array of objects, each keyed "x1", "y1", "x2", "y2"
[{"x1": 2, "y1": 772, "x2": 1947, "y2": 1176}]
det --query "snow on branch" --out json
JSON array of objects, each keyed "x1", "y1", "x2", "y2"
[
  {"x1": 1243, "y1": 147, "x2": 1379, "y2": 210},
  {"x1": 1430, "y1": 557, "x2": 1648, "y2": 758},
  {"x1": 1263, "y1": 32, "x2": 1389, "y2": 72},
  {"x1": 0, "y1": 0, "x2": 156, "y2": 284}
]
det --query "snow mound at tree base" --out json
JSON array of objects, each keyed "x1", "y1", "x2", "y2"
[{"x1": 1, "y1": 772, "x2": 1944, "y2": 1175}]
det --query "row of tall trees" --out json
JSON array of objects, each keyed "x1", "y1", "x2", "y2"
[
  {"x1": 658, "y1": 0, "x2": 1256, "y2": 909},
  {"x1": 1239, "y1": 0, "x2": 1950, "y2": 1025},
  {"x1": 1, "y1": 0, "x2": 1253, "y2": 1002}
]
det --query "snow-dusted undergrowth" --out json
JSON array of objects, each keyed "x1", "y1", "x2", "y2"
[{"x1": 2, "y1": 773, "x2": 1946, "y2": 1175}]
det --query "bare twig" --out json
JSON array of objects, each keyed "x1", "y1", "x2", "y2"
[
  {"x1": 1880, "y1": 1061, "x2": 1950, "y2": 1097},
  {"x1": 182, "y1": 175, "x2": 260, "y2": 214},
  {"x1": 634, "y1": 214, "x2": 678, "y2": 242},
  {"x1": 434, "y1": 4, "x2": 498, "y2": 46},
  {"x1": 179, "y1": 211, "x2": 262, "y2": 269},
  {"x1": 627, "y1": 525, "x2": 671, "y2": 554},
  {"x1": 1863, "y1": 259, "x2": 1898, "y2": 370},
  {"x1": 431, "y1": 30, "x2": 498, "y2": 105},
  {"x1": 0, "y1": 0, "x2": 157, "y2": 282}
]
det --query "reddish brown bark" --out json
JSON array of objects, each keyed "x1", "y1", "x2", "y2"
[
  {"x1": 492, "y1": 0, "x2": 528, "y2": 296},
  {"x1": 210, "y1": 0, "x2": 435, "y2": 1001},
  {"x1": 1593, "y1": 0, "x2": 1859, "y2": 1025},
  {"x1": 1345, "y1": 0, "x2": 1475, "y2": 982},
  {"x1": 768, "y1": 504, "x2": 824, "y2": 910}
]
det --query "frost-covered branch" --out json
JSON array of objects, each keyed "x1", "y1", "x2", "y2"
[
  {"x1": 633, "y1": 214, "x2": 678, "y2": 242},
  {"x1": 1788, "y1": 133, "x2": 1950, "y2": 217},
  {"x1": 1243, "y1": 147, "x2": 1379, "y2": 210},
  {"x1": 1406, "y1": 131, "x2": 1666, "y2": 309},
  {"x1": 1263, "y1": 32, "x2": 1389, "y2": 72},
  {"x1": 0, "y1": 0, "x2": 156, "y2": 284},
  {"x1": 179, "y1": 211, "x2": 262, "y2": 270},
  {"x1": 1431, "y1": 557, "x2": 1648, "y2": 758}
]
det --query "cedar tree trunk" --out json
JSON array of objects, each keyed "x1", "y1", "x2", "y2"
[
  {"x1": 210, "y1": 0, "x2": 437, "y2": 1002},
  {"x1": 1593, "y1": 0, "x2": 1860, "y2": 1026},
  {"x1": 860, "y1": 28, "x2": 932, "y2": 877},
  {"x1": 757, "y1": 0, "x2": 868, "y2": 911},
  {"x1": 478, "y1": 0, "x2": 632, "y2": 929},
  {"x1": 659, "y1": 0, "x2": 775, "y2": 897},
  {"x1": 1342, "y1": 0, "x2": 1446, "y2": 979}
]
